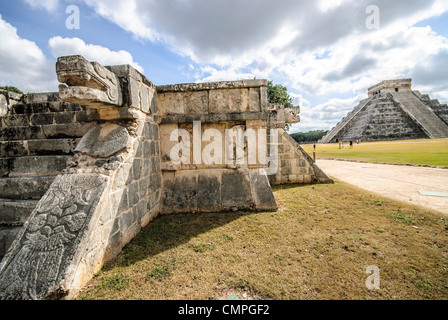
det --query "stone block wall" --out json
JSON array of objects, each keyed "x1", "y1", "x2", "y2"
[
  {"x1": 157, "y1": 80, "x2": 279, "y2": 214},
  {"x1": 157, "y1": 80, "x2": 268, "y2": 116},
  {"x1": 269, "y1": 129, "x2": 332, "y2": 185},
  {"x1": 0, "y1": 89, "x2": 22, "y2": 117}
]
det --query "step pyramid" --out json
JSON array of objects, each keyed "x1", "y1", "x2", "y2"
[{"x1": 321, "y1": 79, "x2": 448, "y2": 143}]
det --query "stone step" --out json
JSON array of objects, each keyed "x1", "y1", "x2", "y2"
[
  {"x1": 0, "y1": 138, "x2": 79, "y2": 158},
  {"x1": 8, "y1": 102, "x2": 85, "y2": 115},
  {"x1": 0, "y1": 199, "x2": 38, "y2": 226},
  {"x1": 392, "y1": 91, "x2": 448, "y2": 138},
  {"x1": 0, "y1": 110, "x2": 91, "y2": 128},
  {"x1": 0, "y1": 155, "x2": 70, "y2": 177},
  {"x1": 0, "y1": 226, "x2": 22, "y2": 260},
  {"x1": 0, "y1": 175, "x2": 56, "y2": 200},
  {"x1": 0, "y1": 122, "x2": 95, "y2": 141}
]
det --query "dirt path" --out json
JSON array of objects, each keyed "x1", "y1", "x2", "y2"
[{"x1": 317, "y1": 160, "x2": 448, "y2": 215}]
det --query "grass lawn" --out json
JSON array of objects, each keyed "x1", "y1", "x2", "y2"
[
  {"x1": 77, "y1": 180, "x2": 448, "y2": 300},
  {"x1": 301, "y1": 139, "x2": 448, "y2": 167}
]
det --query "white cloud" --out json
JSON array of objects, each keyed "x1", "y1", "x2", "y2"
[
  {"x1": 49, "y1": 36, "x2": 144, "y2": 73},
  {"x1": 0, "y1": 15, "x2": 57, "y2": 92},
  {"x1": 83, "y1": 0, "x2": 159, "y2": 42},
  {"x1": 0, "y1": 17, "x2": 145, "y2": 93},
  {"x1": 24, "y1": 0, "x2": 59, "y2": 12}
]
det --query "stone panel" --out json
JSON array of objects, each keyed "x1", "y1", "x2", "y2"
[{"x1": 0, "y1": 174, "x2": 110, "y2": 300}]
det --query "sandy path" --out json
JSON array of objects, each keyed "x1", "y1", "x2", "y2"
[{"x1": 317, "y1": 160, "x2": 448, "y2": 215}]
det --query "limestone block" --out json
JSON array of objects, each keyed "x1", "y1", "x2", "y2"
[
  {"x1": 173, "y1": 171, "x2": 198, "y2": 212},
  {"x1": 221, "y1": 170, "x2": 252, "y2": 209},
  {"x1": 260, "y1": 86, "x2": 268, "y2": 111},
  {"x1": 128, "y1": 78, "x2": 141, "y2": 110},
  {"x1": 75, "y1": 123, "x2": 131, "y2": 158},
  {"x1": 159, "y1": 124, "x2": 179, "y2": 161},
  {"x1": 209, "y1": 89, "x2": 249, "y2": 114},
  {"x1": 161, "y1": 171, "x2": 175, "y2": 209},
  {"x1": 127, "y1": 181, "x2": 139, "y2": 207},
  {"x1": 197, "y1": 171, "x2": 221, "y2": 210},
  {"x1": 249, "y1": 170, "x2": 277, "y2": 211},
  {"x1": 0, "y1": 200, "x2": 37, "y2": 226},
  {"x1": 0, "y1": 176, "x2": 56, "y2": 200},
  {"x1": 249, "y1": 88, "x2": 261, "y2": 112},
  {"x1": 158, "y1": 92, "x2": 184, "y2": 115},
  {"x1": 0, "y1": 94, "x2": 8, "y2": 116},
  {"x1": 139, "y1": 85, "x2": 150, "y2": 113},
  {"x1": 144, "y1": 87, "x2": 155, "y2": 115},
  {"x1": 184, "y1": 91, "x2": 209, "y2": 114},
  {"x1": 0, "y1": 227, "x2": 22, "y2": 261},
  {"x1": 42, "y1": 122, "x2": 96, "y2": 139}
]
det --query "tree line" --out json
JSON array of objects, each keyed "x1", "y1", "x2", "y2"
[{"x1": 290, "y1": 130, "x2": 329, "y2": 144}]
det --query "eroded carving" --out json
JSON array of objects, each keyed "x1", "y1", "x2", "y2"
[
  {"x1": 0, "y1": 174, "x2": 109, "y2": 300},
  {"x1": 75, "y1": 123, "x2": 131, "y2": 158},
  {"x1": 57, "y1": 55, "x2": 123, "y2": 108}
]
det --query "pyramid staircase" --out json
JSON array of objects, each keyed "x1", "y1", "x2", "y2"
[
  {"x1": 0, "y1": 93, "x2": 97, "y2": 260},
  {"x1": 391, "y1": 91, "x2": 448, "y2": 138},
  {"x1": 341, "y1": 93, "x2": 429, "y2": 142}
]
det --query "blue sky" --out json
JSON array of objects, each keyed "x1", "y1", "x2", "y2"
[{"x1": 1, "y1": 0, "x2": 448, "y2": 133}]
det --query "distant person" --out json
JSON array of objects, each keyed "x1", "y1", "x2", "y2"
[
  {"x1": 350, "y1": 141, "x2": 353, "y2": 149},
  {"x1": 342, "y1": 142, "x2": 345, "y2": 149},
  {"x1": 339, "y1": 141, "x2": 342, "y2": 149},
  {"x1": 313, "y1": 143, "x2": 316, "y2": 151}
]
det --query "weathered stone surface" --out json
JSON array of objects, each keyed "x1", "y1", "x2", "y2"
[
  {"x1": 250, "y1": 170, "x2": 278, "y2": 211},
  {"x1": 173, "y1": 171, "x2": 198, "y2": 211},
  {"x1": 185, "y1": 91, "x2": 209, "y2": 114},
  {"x1": 0, "y1": 176, "x2": 56, "y2": 200},
  {"x1": 57, "y1": 55, "x2": 123, "y2": 108},
  {"x1": 0, "y1": 200, "x2": 38, "y2": 226},
  {"x1": 197, "y1": 171, "x2": 221, "y2": 210},
  {"x1": 209, "y1": 88, "x2": 249, "y2": 113},
  {"x1": 0, "y1": 174, "x2": 110, "y2": 300},
  {"x1": 75, "y1": 123, "x2": 130, "y2": 158},
  {"x1": 0, "y1": 227, "x2": 22, "y2": 261},
  {"x1": 1, "y1": 95, "x2": 9, "y2": 117},
  {"x1": 221, "y1": 170, "x2": 253, "y2": 209},
  {"x1": 1, "y1": 156, "x2": 70, "y2": 177}
]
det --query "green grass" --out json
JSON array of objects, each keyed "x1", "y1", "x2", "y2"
[
  {"x1": 77, "y1": 180, "x2": 448, "y2": 300},
  {"x1": 301, "y1": 139, "x2": 448, "y2": 167}
]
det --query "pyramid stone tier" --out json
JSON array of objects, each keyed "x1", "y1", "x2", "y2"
[{"x1": 321, "y1": 79, "x2": 448, "y2": 143}]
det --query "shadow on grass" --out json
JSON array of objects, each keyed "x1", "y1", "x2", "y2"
[
  {"x1": 103, "y1": 182, "x2": 341, "y2": 272},
  {"x1": 103, "y1": 210, "x2": 255, "y2": 271}
]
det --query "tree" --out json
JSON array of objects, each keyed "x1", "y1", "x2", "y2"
[
  {"x1": 267, "y1": 81, "x2": 294, "y2": 108},
  {"x1": 290, "y1": 130, "x2": 329, "y2": 144},
  {"x1": 267, "y1": 81, "x2": 295, "y2": 130},
  {"x1": 0, "y1": 86, "x2": 23, "y2": 95}
]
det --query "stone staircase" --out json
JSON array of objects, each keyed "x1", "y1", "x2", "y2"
[
  {"x1": 0, "y1": 93, "x2": 97, "y2": 260},
  {"x1": 321, "y1": 97, "x2": 372, "y2": 143},
  {"x1": 419, "y1": 94, "x2": 448, "y2": 127},
  {"x1": 342, "y1": 94, "x2": 428, "y2": 142},
  {"x1": 391, "y1": 91, "x2": 448, "y2": 138}
]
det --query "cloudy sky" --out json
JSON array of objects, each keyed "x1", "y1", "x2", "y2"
[{"x1": 1, "y1": 0, "x2": 448, "y2": 133}]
